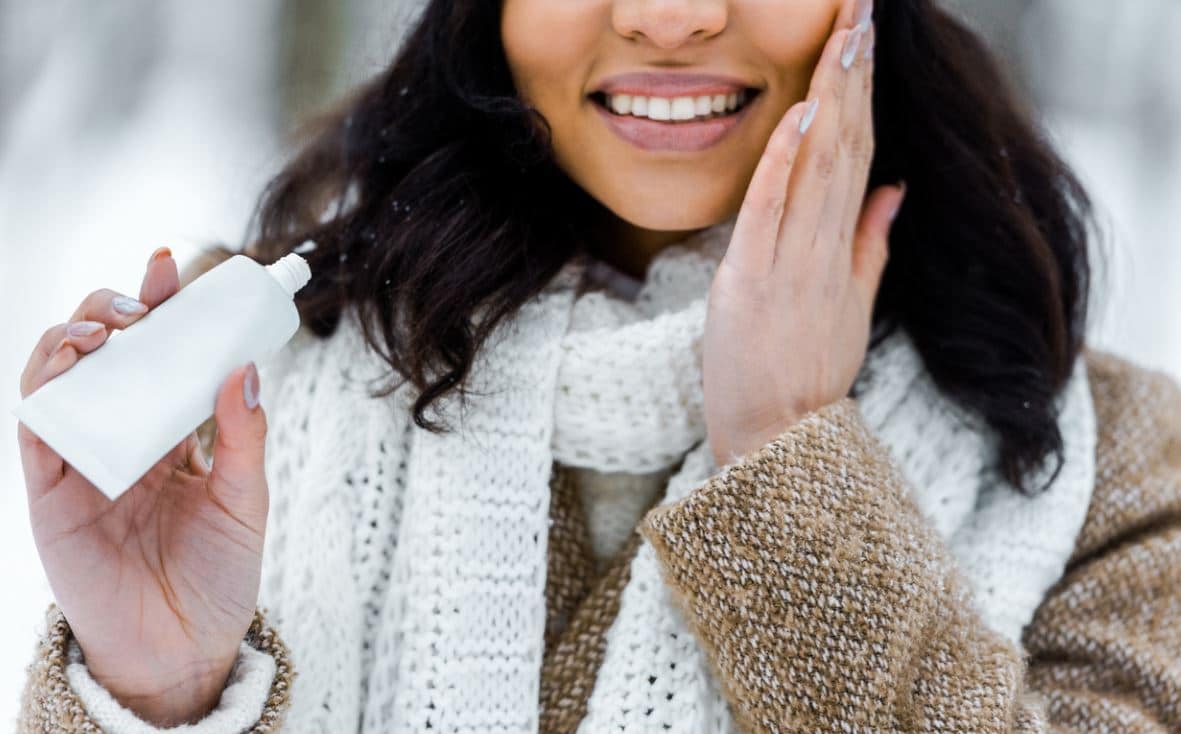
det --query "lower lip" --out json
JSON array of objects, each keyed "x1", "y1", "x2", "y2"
[{"x1": 591, "y1": 95, "x2": 757, "y2": 152}]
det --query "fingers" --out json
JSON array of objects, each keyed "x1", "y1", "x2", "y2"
[
  {"x1": 829, "y1": 0, "x2": 875, "y2": 257},
  {"x1": 731, "y1": 0, "x2": 876, "y2": 283},
  {"x1": 841, "y1": 0, "x2": 874, "y2": 32},
  {"x1": 17, "y1": 420, "x2": 66, "y2": 499},
  {"x1": 817, "y1": 19, "x2": 876, "y2": 280},
  {"x1": 17, "y1": 328, "x2": 85, "y2": 490},
  {"x1": 20, "y1": 289, "x2": 150, "y2": 398},
  {"x1": 771, "y1": 0, "x2": 875, "y2": 290},
  {"x1": 140, "y1": 246, "x2": 180, "y2": 308},
  {"x1": 724, "y1": 99, "x2": 813, "y2": 277},
  {"x1": 850, "y1": 182, "x2": 906, "y2": 309},
  {"x1": 25, "y1": 335, "x2": 85, "y2": 396},
  {"x1": 839, "y1": 19, "x2": 875, "y2": 241},
  {"x1": 20, "y1": 327, "x2": 73, "y2": 399},
  {"x1": 184, "y1": 430, "x2": 211, "y2": 476},
  {"x1": 18, "y1": 332, "x2": 104, "y2": 503},
  {"x1": 67, "y1": 287, "x2": 149, "y2": 325},
  {"x1": 773, "y1": 26, "x2": 856, "y2": 270},
  {"x1": 19, "y1": 325, "x2": 107, "y2": 399},
  {"x1": 208, "y1": 362, "x2": 269, "y2": 533},
  {"x1": 20, "y1": 247, "x2": 174, "y2": 399},
  {"x1": 18, "y1": 245, "x2": 176, "y2": 499}
]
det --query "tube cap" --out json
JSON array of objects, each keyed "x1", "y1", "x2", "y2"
[{"x1": 265, "y1": 253, "x2": 312, "y2": 296}]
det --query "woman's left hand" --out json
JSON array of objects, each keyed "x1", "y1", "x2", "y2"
[{"x1": 704, "y1": 0, "x2": 906, "y2": 468}]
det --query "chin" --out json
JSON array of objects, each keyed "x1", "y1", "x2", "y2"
[{"x1": 610, "y1": 197, "x2": 736, "y2": 232}]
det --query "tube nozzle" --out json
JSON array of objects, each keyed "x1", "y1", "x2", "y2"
[{"x1": 265, "y1": 253, "x2": 312, "y2": 296}]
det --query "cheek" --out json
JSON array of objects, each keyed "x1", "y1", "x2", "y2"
[
  {"x1": 501, "y1": 0, "x2": 598, "y2": 108},
  {"x1": 742, "y1": 0, "x2": 840, "y2": 97}
]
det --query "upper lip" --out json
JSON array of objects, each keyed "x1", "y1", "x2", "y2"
[{"x1": 590, "y1": 71, "x2": 758, "y2": 98}]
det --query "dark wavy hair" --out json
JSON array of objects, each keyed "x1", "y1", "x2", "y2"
[{"x1": 196, "y1": 0, "x2": 1096, "y2": 495}]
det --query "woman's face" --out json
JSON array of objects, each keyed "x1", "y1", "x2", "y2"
[{"x1": 501, "y1": 0, "x2": 841, "y2": 248}]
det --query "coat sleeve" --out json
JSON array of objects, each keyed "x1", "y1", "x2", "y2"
[{"x1": 638, "y1": 355, "x2": 1181, "y2": 732}]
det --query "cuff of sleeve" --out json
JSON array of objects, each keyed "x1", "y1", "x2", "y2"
[
  {"x1": 641, "y1": 396, "x2": 913, "y2": 538},
  {"x1": 67, "y1": 640, "x2": 274, "y2": 734},
  {"x1": 30, "y1": 604, "x2": 293, "y2": 734}
]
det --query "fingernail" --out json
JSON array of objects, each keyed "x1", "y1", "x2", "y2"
[
  {"x1": 889, "y1": 181, "x2": 908, "y2": 221},
  {"x1": 841, "y1": 27, "x2": 864, "y2": 70},
  {"x1": 863, "y1": 28, "x2": 876, "y2": 60},
  {"x1": 67, "y1": 321, "x2": 104, "y2": 337},
  {"x1": 148, "y1": 246, "x2": 172, "y2": 266},
  {"x1": 243, "y1": 362, "x2": 260, "y2": 410},
  {"x1": 112, "y1": 295, "x2": 148, "y2": 315},
  {"x1": 799, "y1": 98, "x2": 820, "y2": 134},
  {"x1": 855, "y1": 0, "x2": 874, "y2": 31}
]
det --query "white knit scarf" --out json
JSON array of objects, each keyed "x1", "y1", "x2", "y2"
[{"x1": 386, "y1": 213, "x2": 1097, "y2": 732}]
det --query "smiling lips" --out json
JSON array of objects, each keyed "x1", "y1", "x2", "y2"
[{"x1": 588, "y1": 71, "x2": 761, "y2": 152}]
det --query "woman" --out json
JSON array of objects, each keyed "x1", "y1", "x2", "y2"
[{"x1": 16, "y1": 0, "x2": 1181, "y2": 731}]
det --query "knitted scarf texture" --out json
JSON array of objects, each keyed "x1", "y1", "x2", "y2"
[{"x1": 382, "y1": 213, "x2": 1097, "y2": 731}]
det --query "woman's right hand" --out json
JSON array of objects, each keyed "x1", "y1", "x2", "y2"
[{"x1": 17, "y1": 247, "x2": 271, "y2": 727}]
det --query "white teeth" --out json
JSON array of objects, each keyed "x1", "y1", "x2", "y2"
[
  {"x1": 601, "y1": 90, "x2": 751, "y2": 122},
  {"x1": 670, "y1": 97, "x2": 696, "y2": 120},
  {"x1": 647, "y1": 97, "x2": 671, "y2": 121}
]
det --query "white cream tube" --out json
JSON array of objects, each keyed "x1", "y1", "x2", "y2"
[{"x1": 12, "y1": 253, "x2": 312, "y2": 501}]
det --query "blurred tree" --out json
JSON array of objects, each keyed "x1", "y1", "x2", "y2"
[
  {"x1": 274, "y1": 0, "x2": 425, "y2": 129},
  {"x1": 278, "y1": 0, "x2": 347, "y2": 128}
]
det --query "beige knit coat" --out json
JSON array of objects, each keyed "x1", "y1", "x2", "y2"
[{"x1": 18, "y1": 347, "x2": 1181, "y2": 732}]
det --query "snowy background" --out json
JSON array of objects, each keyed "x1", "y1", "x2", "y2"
[{"x1": 3, "y1": 1, "x2": 1180, "y2": 725}]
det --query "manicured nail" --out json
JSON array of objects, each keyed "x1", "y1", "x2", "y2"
[
  {"x1": 67, "y1": 321, "x2": 104, "y2": 338},
  {"x1": 148, "y1": 246, "x2": 172, "y2": 266},
  {"x1": 855, "y1": 0, "x2": 873, "y2": 31},
  {"x1": 889, "y1": 181, "x2": 908, "y2": 221},
  {"x1": 799, "y1": 98, "x2": 820, "y2": 134},
  {"x1": 112, "y1": 295, "x2": 148, "y2": 315},
  {"x1": 841, "y1": 27, "x2": 864, "y2": 70},
  {"x1": 243, "y1": 362, "x2": 260, "y2": 410},
  {"x1": 863, "y1": 28, "x2": 876, "y2": 60}
]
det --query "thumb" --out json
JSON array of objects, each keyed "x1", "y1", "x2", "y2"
[
  {"x1": 851, "y1": 181, "x2": 907, "y2": 307},
  {"x1": 209, "y1": 361, "x2": 269, "y2": 524}
]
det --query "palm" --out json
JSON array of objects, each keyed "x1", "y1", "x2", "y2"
[
  {"x1": 705, "y1": 262, "x2": 869, "y2": 443},
  {"x1": 27, "y1": 429, "x2": 264, "y2": 690}
]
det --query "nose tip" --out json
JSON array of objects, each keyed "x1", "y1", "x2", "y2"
[
  {"x1": 638, "y1": 27, "x2": 705, "y2": 50},
  {"x1": 613, "y1": 0, "x2": 727, "y2": 48}
]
